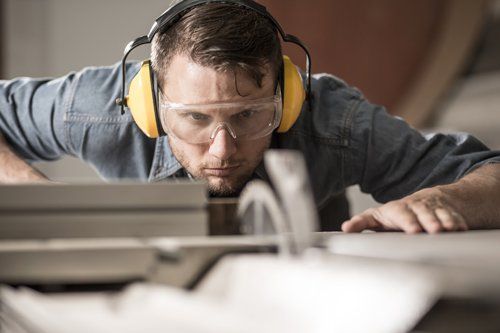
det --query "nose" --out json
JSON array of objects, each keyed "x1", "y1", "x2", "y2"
[{"x1": 208, "y1": 127, "x2": 237, "y2": 160}]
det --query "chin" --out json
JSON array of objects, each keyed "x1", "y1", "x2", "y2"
[{"x1": 207, "y1": 176, "x2": 247, "y2": 197}]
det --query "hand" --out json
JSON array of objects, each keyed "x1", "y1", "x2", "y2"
[{"x1": 342, "y1": 187, "x2": 468, "y2": 234}]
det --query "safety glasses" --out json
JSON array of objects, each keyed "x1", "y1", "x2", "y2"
[{"x1": 159, "y1": 91, "x2": 282, "y2": 144}]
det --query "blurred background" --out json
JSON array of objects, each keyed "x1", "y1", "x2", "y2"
[{"x1": 1, "y1": 0, "x2": 499, "y2": 213}]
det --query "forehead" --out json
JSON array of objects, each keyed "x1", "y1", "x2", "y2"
[
  {"x1": 162, "y1": 54, "x2": 275, "y2": 104},
  {"x1": 168, "y1": 98, "x2": 278, "y2": 118}
]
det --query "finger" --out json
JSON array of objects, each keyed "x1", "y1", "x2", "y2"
[
  {"x1": 381, "y1": 204, "x2": 422, "y2": 234},
  {"x1": 342, "y1": 211, "x2": 382, "y2": 233},
  {"x1": 435, "y1": 208, "x2": 460, "y2": 231},
  {"x1": 456, "y1": 213, "x2": 469, "y2": 231},
  {"x1": 435, "y1": 208, "x2": 458, "y2": 231},
  {"x1": 409, "y1": 202, "x2": 442, "y2": 234},
  {"x1": 447, "y1": 210, "x2": 468, "y2": 231}
]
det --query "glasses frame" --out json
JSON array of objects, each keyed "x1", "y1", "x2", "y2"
[{"x1": 159, "y1": 89, "x2": 283, "y2": 144}]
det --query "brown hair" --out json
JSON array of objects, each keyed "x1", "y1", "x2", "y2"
[{"x1": 151, "y1": 2, "x2": 282, "y2": 91}]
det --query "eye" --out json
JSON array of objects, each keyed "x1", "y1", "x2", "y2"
[
  {"x1": 237, "y1": 109, "x2": 257, "y2": 119},
  {"x1": 187, "y1": 112, "x2": 209, "y2": 121}
]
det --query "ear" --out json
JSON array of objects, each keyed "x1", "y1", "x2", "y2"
[
  {"x1": 126, "y1": 60, "x2": 162, "y2": 138},
  {"x1": 277, "y1": 55, "x2": 306, "y2": 133}
]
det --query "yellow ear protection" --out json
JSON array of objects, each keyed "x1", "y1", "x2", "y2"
[{"x1": 116, "y1": 0, "x2": 312, "y2": 139}]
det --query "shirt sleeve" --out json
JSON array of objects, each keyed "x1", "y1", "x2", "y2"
[
  {"x1": 0, "y1": 74, "x2": 75, "y2": 162},
  {"x1": 0, "y1": 62, "x2": 155, "y2": 180},
  {"x1": 347, "y1": 101, "x2": 500, "y2": 203},
  {"x1": 63, "y1": 62, "x2": 156, "y2": 180}
]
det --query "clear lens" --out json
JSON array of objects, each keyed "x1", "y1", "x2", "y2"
[{"x1": 160, "y1": 96, "x2": 282, "y2": 144}]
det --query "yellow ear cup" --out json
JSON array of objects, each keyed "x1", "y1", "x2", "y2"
[
  {"x1": 277, "y1": 55, "x2": 306, "y2": 133},
  {"x1": 126, "y1": 60, "x2": 160, "y2": 138}
]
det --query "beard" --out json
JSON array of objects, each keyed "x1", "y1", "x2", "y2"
[
  {"x1": 205, "y1": 173, "x2": 251, "y2": 197},
  {"x1": 167, "y1": 135, "x2": 271, "y2": 198}
]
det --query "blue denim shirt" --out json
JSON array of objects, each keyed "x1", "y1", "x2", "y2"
[{"x1": 1, "y1": 62, "x2": 499, "y2": 230}]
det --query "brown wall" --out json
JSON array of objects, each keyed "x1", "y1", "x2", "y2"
[
  {"x1": 260, "y1": 0, "x2": 485, "y2": 126},
  {"x1": 261, "y1": 0, "x2": 445, "y2": 111}
]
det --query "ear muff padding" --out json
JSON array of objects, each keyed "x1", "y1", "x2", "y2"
[
  {"x1": 277, "y1": 55, "x2": 306, "y2": 133},
  {"x1": 126, "y1": 60, "x2": 161, "y2": 138}
]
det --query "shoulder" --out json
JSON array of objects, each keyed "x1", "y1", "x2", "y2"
[
  {"x1": 67, "y1": 61, "x2": 141, "y2": 122},
  {"x1": 311, "y1": 73, "x2": 362, "y2": 98},
  {"x1": 310, "y1": 73, "x2": 366, "y2": 116},
  {"x1": 286, "y1": 73, "x2": 372, "y2": 147},
  {"x1": 63, "y1": 61, "x2": 155, "y2": 180}
]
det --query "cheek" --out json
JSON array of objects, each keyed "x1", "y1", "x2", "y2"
[
  {"x1": 169, "y1": 134, "x2": 271, "y2": 171},
  {"x1": 238, "y1": 137, "x2": 271, "y2": 161},
  {"x1": 168, "y1": 137, "x2": 207, "y2": 167}
]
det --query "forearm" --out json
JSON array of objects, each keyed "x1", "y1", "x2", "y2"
[
  {"x1": 0, "y1": 134, "x2": 49, "y2": 183},
  {"x1": 437, "y1": 163, "x2": 500, "y2": 229}
]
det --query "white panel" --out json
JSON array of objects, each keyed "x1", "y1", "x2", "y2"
[
  {"x1": 5, "y1": 0, "x2": 173, "y2": 77},
  {"x1": 4, "y1": 0, "x2": 49, "y2": 78},
  {"x1": 44, "y1": 0, "x2": 174, "y2": 76}
]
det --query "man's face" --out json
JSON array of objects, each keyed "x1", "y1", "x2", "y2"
[{"x1": 161, "y1": 54, "x2": 275, "y2": 196}]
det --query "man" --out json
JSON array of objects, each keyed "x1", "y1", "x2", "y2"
[{"x1": 0, "y1": 1, "x2": 499, "y2": 233}]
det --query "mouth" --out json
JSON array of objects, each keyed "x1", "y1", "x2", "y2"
[{"x1": 203, "y1": 165, "x2": 240, "y2": 177}]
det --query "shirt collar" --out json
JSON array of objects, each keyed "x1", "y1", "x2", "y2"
[{"x1": 148, "y1": 135, "x2": 183, "y2": 182}]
